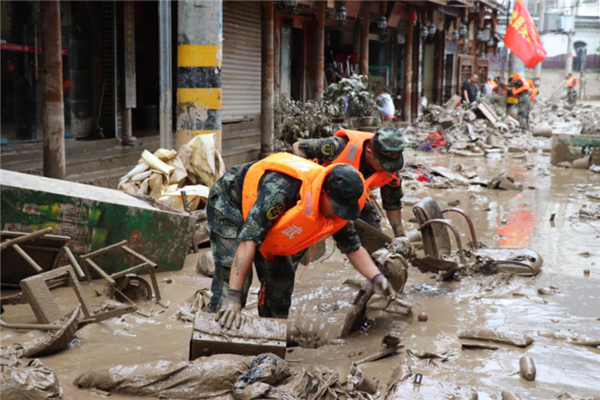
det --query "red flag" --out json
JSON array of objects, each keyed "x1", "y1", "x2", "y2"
[{"x1": 503, "y1": 0, "x2": 547, "y2": 69}]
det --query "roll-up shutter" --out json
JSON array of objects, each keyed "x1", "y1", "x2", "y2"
[{"x1": 222, "y1": 1, "x2": 261, "y2": 121}]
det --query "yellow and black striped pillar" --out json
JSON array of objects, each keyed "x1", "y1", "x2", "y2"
[{"x1": 176, "y1": 0, "x2": 222, "y2": 149}]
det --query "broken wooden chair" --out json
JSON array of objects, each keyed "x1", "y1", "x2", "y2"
[
  {"x1": 80, "y1": 240, "x2": 164, "y2": 306},
  {"x1": 1, "y1": 227, "x2": 86, "y2": 286},
  {"x1": 412, "y1": 197, "x2": 543, "y2": 277},
  {"x1": 0, "y1": 265, "x2": 137, "y2": 341}
]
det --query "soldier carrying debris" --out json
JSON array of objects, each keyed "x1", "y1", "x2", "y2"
[
  {"x1": 292, "y1": 127, "x2": 406, "y2": 252},
  {"x1": 508, "y1": 73, "x2": 532, "y2": 129},
  {"x1": 207, "y1": 153, "x2": 396, "y2": 329}
]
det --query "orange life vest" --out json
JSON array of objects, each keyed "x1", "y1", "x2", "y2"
[
  {"x1": 242, "y1": 153, "x2": 367, "y2": 259},
  {"x1": 322, "y1": 130, "x2": 401, "y2": 190},
  {"x1": 511, "y1": 74, "x2": 531, "y2": 96},
  {"x1": 566, "y1": 76, "x2": 578, "y2": 88},
  {"x1": 526, "y1": 79, "x2": 538, "y2": 103}
]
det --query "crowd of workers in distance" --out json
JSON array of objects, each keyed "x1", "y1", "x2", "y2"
[{"x1": 461, "y1": 71, "x2": 579, "y2": 130}]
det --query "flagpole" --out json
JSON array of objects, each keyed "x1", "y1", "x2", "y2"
[{"x1": 500, "y1": 0, "x2": 514, "y2": 80}]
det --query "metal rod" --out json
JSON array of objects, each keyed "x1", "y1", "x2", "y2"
[
  {"x1": 121, "y1": 246, "x2": 158, "y2": 267},
  {"x1": 0, "y1": 227, "x2": 53, "y2": 251},
  {"x1": 260, "y1": 0, "x2": 275, "y2": 157},
  {"x1": 80, "y1": 240, "x2": 128, "y2": 259},
  {"x1": 0, "y1": 319, "x2": 62, "y2": 331},
  {"x1": 63, "y1": 246, "x2": 86, "y2": 280},
  {"x1": 419, "y1": 219, "x2": 463, "y2": 251},
  {"x1": 85, "y1": 259, "x2": 116, "y2": 285},
  {"x1": 158, "y1": 0, "x2": 173, "y2": 149},
  {"x1": 110, "y1": 262, "x2": 150, "y2": 280},
  {"x1": 442, "y1": 208, "x2": 479, "y2": 249},
  {"x1": 12, "y1": 244, "x2": 44, "y2": 273}
]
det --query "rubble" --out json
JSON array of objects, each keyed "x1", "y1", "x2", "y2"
[
  {"x1": 118, "y1": 134, "x2": 225, "y2": 212},
  {"x1": 1, "y1": 358, "x2": 63, "y2": 400}
]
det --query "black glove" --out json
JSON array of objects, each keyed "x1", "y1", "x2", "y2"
[
  {"x1": 216, "y1": 289, "x2": 246, "y2": 330},
  {"x1": 371, "y1": 273, "x2": 395, "y2": 297}
]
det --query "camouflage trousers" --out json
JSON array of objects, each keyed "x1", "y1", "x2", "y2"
[
  {"x1": 518, "y1": 94, "x2": 530, "y2": 129},
  {"x1": 206, "y1": 168, "x2": 304, "y2": 319},
  {"x1": 353, "y1": 200, "x2": 383, "y2": 254}
]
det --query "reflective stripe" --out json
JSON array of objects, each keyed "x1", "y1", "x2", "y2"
[{"x1": 347, "y1": 145, "x2": 358, "y2": 162}]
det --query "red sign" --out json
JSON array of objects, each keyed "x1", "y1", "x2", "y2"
[
  {"x1": 503, "y1": 0, "x2": 546, "y2": 69},
  {"x1": 1, "y1": 42, "x2": 69, "y2": 56}
]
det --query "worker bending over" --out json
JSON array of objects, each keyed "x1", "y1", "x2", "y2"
[
  {"x1": 207, "y1": 153, "x2": 395, "y2": 329},
  {"x1": 292, "y1": 127, "x2": 406, "y2": 253},
  {"x1": 566, "y1": 73, "x2": 578, "y2": 105}
]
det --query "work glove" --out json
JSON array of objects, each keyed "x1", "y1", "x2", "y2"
[
  {"x1": 371, "y1": 273, "x2": 395, "y2": 298},
  {"x1": 216, "y1": 289, "x2": 246, "y2": 330}
]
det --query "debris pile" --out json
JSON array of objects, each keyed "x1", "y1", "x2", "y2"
[
  {"x1": 530, "y1": 100, "x2": 600, "y2": 136},
  {"x1": 117, "y1": 134, "x2": 225, "y2": 211},
  {"x1": 406, "y1": 97, "x2": 549, "y2": 153}
]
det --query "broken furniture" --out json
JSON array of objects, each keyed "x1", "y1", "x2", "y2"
[
  {"x1": 1, "y1": 228, "x2": 86, "y2": 286},
  {"x1": 412, "y1": 197, "x2": 543, "y2": 276},
  {"x1": 0, "y1": 266, "x2": 137, "y2": 331},
  {"x1": 190, "y1": 311, "x2": 287, "y2": 360},
  {"x1": 80, "y1": 240, "x2": 163, "y2": 304},
  {"x1": 1, "y1": 170, "x2": 195, "y2": 277}
]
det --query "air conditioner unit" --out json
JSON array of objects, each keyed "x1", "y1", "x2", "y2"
[{"x1": 544, "y1": 11, "x2": 574, "y2": 32}]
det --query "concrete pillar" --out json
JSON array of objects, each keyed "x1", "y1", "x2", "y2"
[
  {"x1": 260, "y1": 0, "x2": 275, "y2": 158},
  {"x1": 565, "y1": 31, "x2": 574, "y2": 75},
  {"x1": 312, "y1": 1, "x2": 325, "y2": 103},
  {"x1": 506, "y1": 51, "x2": 524, "y2": 118},
  {"x1": 41, "y1": 0, "x2": 66, "y2": 179},
  {"x1": 403, "y1": 22, "x2": 413, "y2": 122},
  {"x1": 122, "y1": 0, "x2": 137, "y2": 146},
  {"x1": 360, "y1": 7, "x2": 369, "y2": 76},
  {"x1": 159, "y1": 0, "x2": 173, "y2": 149},
  {"x1": 533, "y1": 2, "x2": 545, "y2": 89},
  {"x1": 176, "y1": 0, "x2": 222, "y2": 149}
]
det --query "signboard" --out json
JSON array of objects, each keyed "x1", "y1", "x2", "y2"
[{"x1": 124, "y1": 1, "x2": 136, "y2": 108}]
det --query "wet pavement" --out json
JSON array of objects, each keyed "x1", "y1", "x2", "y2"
[{"x1": 2, "y1": 148, "x2": 600, "y2": 399}]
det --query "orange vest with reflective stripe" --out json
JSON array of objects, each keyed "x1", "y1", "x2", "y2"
[
  {"x1": 512, "y1": 76, "x2": 531, "y2": 95},
  {"x1": 322, "y1": 130, "x2": 400, "y2": 190},
  {"x1": 566, "y1": 76, "x2": 578, "y2": 88},
  {"x1": 242, "y1": 153, "x2": 367, "y2": 259}
]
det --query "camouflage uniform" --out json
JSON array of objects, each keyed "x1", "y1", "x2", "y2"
[
  {"x1": 207, "y1": 162, "x2": 362, "y2": 319},
  {"x1": 298, "y1": 135, "x2": 404, "y2": 251},
  {"x1": 517, "y1": 92, "x2": 530, "y2": 129}
]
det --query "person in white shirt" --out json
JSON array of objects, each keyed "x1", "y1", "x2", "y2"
[{"x1": 376, "y1": 88, "x2": 395, "y2": 118}]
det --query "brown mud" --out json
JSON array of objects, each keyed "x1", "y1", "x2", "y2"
[{"x1": 2, "y1": 149, "x2": 600, "y2": 399}]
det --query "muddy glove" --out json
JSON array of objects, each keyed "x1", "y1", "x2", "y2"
[
  {"x1": 216, "y1": 289, "x2": 246, "y2": 330},
  {"x1": 371, "y1": 273, "x2": 395, "y2": 297}
]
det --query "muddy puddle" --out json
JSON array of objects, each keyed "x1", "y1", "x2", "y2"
[{"x1": 2, "y1": 149, "x2": 600, "y2": 399}]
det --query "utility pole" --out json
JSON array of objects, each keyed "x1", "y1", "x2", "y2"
[
  {"x1": 360, "y1": 5, "x2": 369, "y2": 76},
  {"x1": 159, "y1": 0, "x2": 173, "y2": 149},
  {"x1": 41, "y1": 0, "x2": 66, "y2": 179},
  {"x1": 176, "y1": 0, "x2": 223, "y2": 149},
  {"x1": 260, "y1": 0, "x2": 275, "y2": 158},
  {"x1": 533, "y1": 0, "x2": 546, "y2": 89},
  {"x1": 565, "y1": 0, "x2": 578, "y2": 75}
]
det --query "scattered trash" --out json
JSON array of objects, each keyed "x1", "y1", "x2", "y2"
[
  {"x1": 459, "y1": 327, "x2": 533, "y2": 347},
  {"x1": 519, "y1": 355, "x2": 536, "y2": 381},
  {"x1": 417, "y1": 312, "x2": 428, "y2": 322},
  {"x1": 538, "y1": 286, "x2": 559, "y2": 295},
  {"x1": 461, "y1": 342, "x2": 499, "y2": 351},
  {"x1": 1, "y1": 358, "x2": 63, "y2": 400},
  {"x1": 584, "y1": 269, "x2": 590, "y2": 277},
  {"x1": 118, "y1": 134, "x2": 225, "y2": 211}
]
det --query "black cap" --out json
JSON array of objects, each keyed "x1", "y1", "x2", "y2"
[{"x1": 323, "y1": 164, "x2": 364, "y2": 220}]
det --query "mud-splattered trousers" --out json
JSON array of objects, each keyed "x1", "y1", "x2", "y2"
[
  {"x1": 518, "y1": 92, "x2": 531, "y2": 129},
  {"x1": 207, "y1": 164, "x2": 361, "y2": 319}
]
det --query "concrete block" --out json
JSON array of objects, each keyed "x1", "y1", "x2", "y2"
[
  {"x1": 196, "y1": 249, "x2": 215, "y2": 277},
  {"x1": 20, "y1": 276, "x2": 63, "y2": 324},
  {"x1": 190, "y1": 312, "x2": 287, "y2": 360},
  {"x1": 550, "y1": 133, "x2": 600, "y2": 165}
]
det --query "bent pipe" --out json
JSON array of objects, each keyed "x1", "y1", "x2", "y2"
[
  {"x1": 419, "y1": 219, "x2": 465, "y2": 262},
  {"x1": 441, "y1": 208, "x2": 479, "y2": 249},
  {"x1": 0, "y1": 318, "x2": 62, "y2": 331}
]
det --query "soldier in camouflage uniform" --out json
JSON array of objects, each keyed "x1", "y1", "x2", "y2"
[
  {"x1": 508, "y1": 76, "x2": 531, "y2": 130},
  {"x1": 207, "y1": 155, "x2": 395, "y2": 329},
  {"x1": 292, "y1": 127, "x2": 405, "y2": 253}
]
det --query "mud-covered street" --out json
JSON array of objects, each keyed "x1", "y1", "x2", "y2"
[{"x1": 2, "y1": 148, "x2": 599, "y2": 400}]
